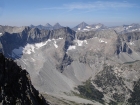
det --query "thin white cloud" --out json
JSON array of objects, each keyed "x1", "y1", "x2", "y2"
[{"x1": 39, "y1": 1, "x2": 137, "y2": 11}]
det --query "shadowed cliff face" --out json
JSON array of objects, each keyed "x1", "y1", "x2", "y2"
[
  {"x1": 0, "y1": 27, "x2": 75, "y2": 59},
  {"x1": 0, "y1": 53, "x2": 49, "y2": 105}
]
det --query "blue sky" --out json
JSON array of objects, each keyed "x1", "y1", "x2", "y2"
[{"x1": 0, "y1": 0, "x2": 140, "y2": 27}]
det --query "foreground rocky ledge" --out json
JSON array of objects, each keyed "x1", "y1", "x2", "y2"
[{"x1": 0, "y1": 53, "x2": 49, "y2": 105}]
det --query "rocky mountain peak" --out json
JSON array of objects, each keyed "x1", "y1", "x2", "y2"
[
  {"x1": 53, "y1": 23, "x2": 61, "y2": 27},
  {"x1": 53, "y1": 23, "x2": 63, "y2": 29},
  {"x1": 45, "y1": 23, "x2": 52, "y2": 27},
  {"x1": 72, "y1": 22, "x2": 88, "y2": 31},
  {"x1": 78, "y1": 22, "x2": 88, "y2": 28}
]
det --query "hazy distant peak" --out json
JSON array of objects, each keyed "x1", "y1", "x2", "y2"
[
  {"x1": 45, "y1": 23, "x2": 52, "y2": 27},
  {"x1": 54, "y1": 23, "x2": 61, "y2": 27},
  {"x1": 79, "y1": 22, "x2": 88, "y2": 26},
  {"x1": 53, "y1": 23, "x2": 63, "y2": 29},
  {"x1": 30, "y1": 24, "x2": 34, "y2": 27},
  {"x1": 73, "y1": 22, "x2": 88, "y2": 30}
]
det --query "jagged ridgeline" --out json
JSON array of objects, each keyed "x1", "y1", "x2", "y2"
[
  {"x1": 0, "y1": 53, "x2": 49, "y2": 105},
  {"x1": 1, "y1": 25, "x2": 140, "y2": 104}
]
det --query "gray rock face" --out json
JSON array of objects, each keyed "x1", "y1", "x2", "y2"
[
  {"x1": 110, "y1": 23, "x2": 140, "y2": 34},
  {"x1": 1, "y1": 25, "x2": 140, "y2": 104},
  {"x1": 0, "y1": 27, "x2": 75, "y2": 58},
  {"x1": 73, "y1": 22, "x2": 140, "y2": 33},
  {"x1": 73, "y1": 22, "x2": 108, "y2": 32},
  {"x1": 73, "y1": 22, "x2": 89, "y2": 31},
  {"x1": 0, "y1": 25, "x2": 28, "y2": 34},
  {"x1": 53, "y1": 23, "x2": 63, "y2": 29},
  {"x1": 0, "y1": 53, "x2": 49, "y2": 105},
  {"x1": 89, "y1": 23, "x2": 107, "y2": 29}
]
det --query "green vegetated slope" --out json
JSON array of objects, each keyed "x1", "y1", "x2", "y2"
[
  {"x1": 74, "y1": 63, "x2": 140, "y2": 105},
  {"x1": 74, "y1": 79, "x2": 104, "y2": 104}
]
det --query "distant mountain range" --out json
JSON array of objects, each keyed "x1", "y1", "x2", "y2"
[
  {"x1": 30, "y1": 23, "x2": 63, "y2": 30},
  {"x1": 109, "y1": 23, "x2": 140, "y2": 33},
  {"x1": 72, "y1": 22, "x2": 107, "y2": 31},
  {"x1": 29, "y1": 22, "x2": 140, "y2": 33}
]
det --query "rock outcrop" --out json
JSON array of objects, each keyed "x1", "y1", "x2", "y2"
[
  {"x1": 0, "y1": 27, "x2": 75, "y2": 59},
  {"x1": 0, "y1": 53, "x2": 49, "y2": 105}
]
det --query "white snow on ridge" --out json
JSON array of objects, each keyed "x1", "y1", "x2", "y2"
[
  {"x1": 96, "y1": 25, "x2": 100, "y2": 29},
  {"x1": 23, "y1": 44, "x2": 35, "y2": 54},
  {"x1": 35, "y1": 38, "x2": 62, "y2": 49},
  {"x1": 68, "y1": 45, "x2": 76, "y2": 50},
  {"x1": 83, "y1": 29, "x2": 89, "y2": 31},
  {"x1": 12, "y1": 38, "x2": 62, "y2": 57},
  {"x1": 132, "y1": 29, "x2": 138, "y2": 31},
  {"x1": 35, "y1": 40, "x2": 51, "y2": 49},
  {"x1": 0, "y1": 33, "x2": 2, "y2": 35},
  {"x1": 78, "y1": 28, "x2": 81, "y2": 30},
  {"x1": 76, "y1": 40, "x2": 88, "y2": 46},
  {"x1": 86, "y1": 26, "x2": 91, "y2": 28}
]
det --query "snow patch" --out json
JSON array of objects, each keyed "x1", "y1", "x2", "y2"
[
  {"x1": 58, "y1": 38, "x2": 63, "y2": 40},
  {"x1": 76, "y1": 40, "x2": 88, "y2": 46},
  {"x1": 96, "y1": 25, "x2": 100, "y2": 29},
  {"x1": 78, "y1": 28, "x2": 81, "y2": 30},
  {"x1": 35, "y1": 40, "x2": 51, "y2": 49},
  {"x1": 68, "y1": 46, "x2": 76, "y2": 50},
  {"x1": 76, "y1": 40, "x2": 83, "y2": 46},
  {"x1": 126, "y1": 27, "x2": 129, "y2": 30},
  {"x1": 99, "y1": 39, "x2": 107, "y2": 43},
  {"x1": 48, "y1": 39, "x2": 51, "y2": 41},
  {"x1": 129, "y1": 26, "x2": 132, "y2": 28},
  {"x1": 84, "y1": 40, "x2": 88, "y2": 44},
  {"x1": 0, "y1": 33, "x2": 2, "y2": 35},
  {"x1": 83, "y1": 29, "x2": 89, "y2": 31},
  {"x1": 129, "y1": 42, "x2": 134, "y2": 45},
  {"x1": 12, "y1": 44, "x2": 36, "y2": 57},
  {"x1": 86, "y1": 26, "x2": 91, "y2": 28},
  {"x1": 23, "y1": 44, "x2": 35, "y2": 54},
  {"x1": 35, "y1": 38, "x2": 61, "y2": 49},
  {"x1": 132, "y1": 29, "x2": 138, "y2": 31},
  {"x1": 54, "y1": 41, "x2": 58, "y2": 48}
]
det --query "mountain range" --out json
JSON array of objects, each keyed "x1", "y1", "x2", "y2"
[
  {"x1": 29, "y1": 22, "x2": 140, "y2": 34},
  {"x1": 1, "y1": 23, "x2": 140, "y2": 104},
  {"x1": 30, "y1": 23, "x2": 63, "y2": 30}
]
